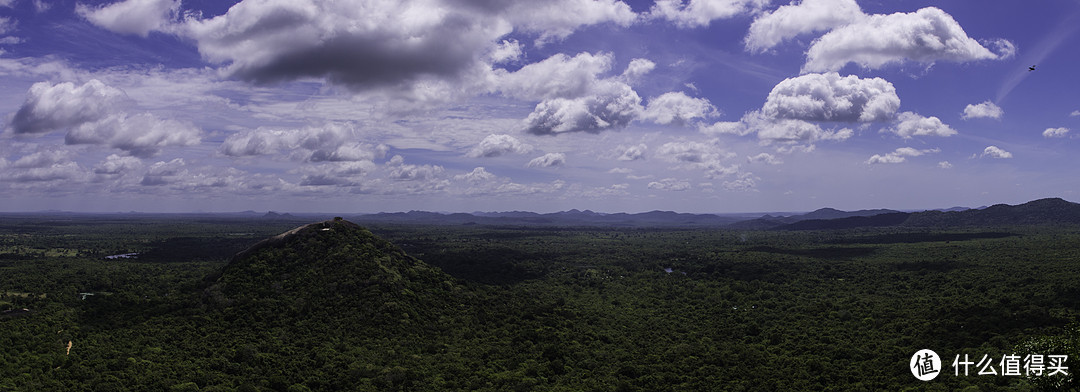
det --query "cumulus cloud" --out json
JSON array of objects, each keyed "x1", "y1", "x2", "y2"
[
  {"x1": 641, "y1": 91, "x2": 717, "y2": 125},
  {"x1": 466, "y1": 134, "x2": 533, "y2": 158},
  {"x1": 745, "y1": 0, "x2": 864, "y2": 52},
  {"x1": 938, "y1": 161, "x2": 952, "y2": 169},
  {"x1": 179, "y1": 0, "x2": 634, "y2": 94},
  {"x1": 500, "y1": 0, "x2": 636, "y2": 45},
  {"x1": 866, "y1": 147, "x2": 938, "y2": 164},
  {"x1": 385, "y1": 155, "x2": 445, "y2": 181},
  {"x1": 961, "y1": 101, "x2": 1003, "y2": 120},
  {"x1": 1043, "y1": 127, "x2": 1070, "y2": 138},
  {"x1": 803, "y1": 7, "x2": 1009, "y2": 73},
  {"x1": 526, "y1": 152, "x2": 567, "y2": 168},
  {"x1": 647, "y1": 177, "x2": 691, "y2": 191},
  {"x1": 93, "y1": 154, "x2": 143, "y2": 175},
  {"x1": 219, "y1": 123, "x2": 387, "y2": 162},
  {"x1": 0, "y1": 16, "x2": 16, "y2": 35},
  {"x1": 76, "y1": 0, "x2": 180, "y2": 37},
  {"x1": 522, "y1": 86, "x2": 642, "y2": 135},
  {"x1": 621, "y1": 58, "x2": 656, "y2": 82},
  {"x1": 747, "y1": 152, "x2": 782, "y2": 165},
  {"x1": 454, "y1": 167, "x2": 496, "y2": 184},
  {"x1": 66, "y1": 113, "x2": 200, "y2": 157},
  {"x1": 981, "y1": 145, "x2": 1012, "y2": 159},
  {"x1": 8, "y1": 80, "x2": 201, "y2": 156},
  {"x1": 2, "y1": 150, "x2": 86, "y2": 183},
  {"x1": 296, "y1": 161, "x2": 377, "y2": 187},
  {"x1": 722, "y1": 172, "x2": 759, "y2": 191},
  {"x1": 1070, "y1": 110, "x2": 1080, "y2": 117},
  {"x1": 9, "y1": 80, "x2": 126, "y2": 135},
  {"x1": 498, "y1": 52, "x2": 651, "y2": 135},
  {"x1": 497, "y1": 52, "x2": 616, "y2": 100},
  {"x1": 761, "y1": 72, "x2": 900, "y2": 123},
  {"x1": 883, "y1": 112, "x2": 957, "y2": 138},
  {"x1": 616, "y1": 144, "x2": 648, "y2": 161},
  {"x1": 656, "y1": 140, "x2": 740, "y2": 179},
  {"x1": 750, "y1": 116, "x2": 853, "y2": 144},
  {"x1": 704, "y1": 73, "x2": 893, "y2": 145},
  {"x1": 488, "y1": 39, "x2": 524, "y2": 64},
  {"x1": 140, "y1": 158, "x2": 185, "y2": 186},
  {"x1": 648, "y1": 0, "x2": 766, "y2": 28}
]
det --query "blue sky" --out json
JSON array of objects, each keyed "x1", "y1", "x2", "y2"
[{"x1": 1, "y1": 0, "x2": 1079, "y2": 213}]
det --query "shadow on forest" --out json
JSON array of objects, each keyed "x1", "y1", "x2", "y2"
[
  {"x1": 831, "y1": 231, "x2": 1017, "y2": 244},
  {"x1": 744, "y1": 245, "x2": 878, "y2": 260},
  {"x1": 138, "y1": 237, "x2": 260, "y2": 263},
  {"x1": 421, "y1": 247, "x2": 544, "y2": 285}
]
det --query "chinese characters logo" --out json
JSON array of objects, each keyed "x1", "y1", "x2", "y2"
[{"x1": 910, "y1": 349, "x2": 941, "y2": 381}]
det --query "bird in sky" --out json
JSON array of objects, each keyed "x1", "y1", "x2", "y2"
[{"x1": 1029, "y1": 65, "x2": 1037, "y2": 71}]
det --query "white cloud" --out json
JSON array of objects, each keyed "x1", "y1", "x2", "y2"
[
  {"x1": 497, "y1": 52, "x2": 616, "y2": 101},
  {"x1": 0, "y1": 16, "x2": 16, "y2": 35},
  {"x1": 961, "y1": 101, "x2": 1003, "y2": 120},
  {"x1": 621, "y1": 58, "x2": 656, "y2": 82},
  {"x1": 642, "y1": 91, "x2": 717, "y2": 125},
  {"x1": 722, "y1": 172, "x2": 759, "y2": 191},
  {"x1": 488, "y1": 39, "x2": 524, "y2": 64},
  {"x1": 9, "y1": 80, "x2": 126, "y2": 135},
  {"x1": 295, "y1": 161, "x2": 377, "y2": 187},
  {"x1": 803, "y1": 7, "x2": 1008, "y2": 73},
  {"x1": 2, "y1": 150, "x2": 86, "y2": 183},
  {"x1": 498, "y1": 52, "x2": 651, "y2": 135},
  {"x1": 700, "y1": 121, "x2": 753, "y2": 137},
  {"x1": 8, "y1": 79, "x2": 201, "y2": 156},
  {"x1": 76, "y1": 0, "x2": 180, "y2": 37},
  {"x1": 745, "y1": 0, "x2": 864, "y2": 52},
  {"x1": 182, "y1": 0, "x2": 506, "y2": 93},
  {"x1": 981, "y1": 145, "x2": 1012, "y2": 159},
  {"x1": 657, "y1": 141, "x2": 723, "y2": 163},
  {"x1": 466, "y1": 134, "x2": 533, "y2": 158},
  {"x1": 1043, "y1": 127, "x2": 1070, "y2": 138},
  {"x1": 752, "y1": 116, "x2": 853, "y2": 144},
  {"x1": 883, "y1": 112, "x2": 957, "y2": 138},
  {"x1": 219, "y1": 123, "x2": 386, "y2": 162},
  {"x1": 522, "y1": 86, "x2": 642, "y2": 135},
  {"x1": 747, "y1": 152, "x2": 782, "y2": 165},
  {"x1": 386, "y1": 155, "x2": 445, "y2": 181},
  {"x1": 706, "y1": 73, "x2": 892, "y2": 145},
  {"x1": 66, "y1": 113, "x2": 200, "y2": 157},
  {"x1": 616, "y1": 144, "x2": 648, "y2": 161},
  {"x1": 454, "y1": 167, "x2": 496, "y2": 184},
  {"x1": 938, "y1": 161, "x2": 952, "y2": 169},
  {"x1": 140, "y1": 158, "x2": 185, "y2": 186},
  {"x1": 502, "y1": 0, "x2": 636, "y2": 46},
  {"x1": 648, "y1": 0, "x2": 766, "y2": 28},
  {"x1": 527, "y1": 152, "x2": 567, "y2": 168},
  {"x1": 179, "y1": 0, "x2": 635, "y2": 96},
  {"x1": 761, "y1": 72, "x2": 900, "y2": 123},
  {"x1": 866, "y1": 147, "x2": 938, "y2": 164},
  {"x1": 93, "y1": 154, "x2": 143, "y2": 175},
  {"x1": 1070, "y1": 110, "x2": 1080, "y2": 117},
  {"x1": 656, "y1": 140, "x2": 740, "y2": 179},
  {"x1": 647, "y1": 177, "x2": 691, "y2": 191}
]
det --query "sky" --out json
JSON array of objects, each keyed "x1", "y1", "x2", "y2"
[{"x1": 1, "y1": 0, "x2": 1079, "y2": 213}]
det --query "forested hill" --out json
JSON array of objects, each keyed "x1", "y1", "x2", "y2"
[
  {"x1": 904, "y1": 197, "x2": 1080, "y2": 227},
  {"x1": 761, "y1": 198, "x2": 1080, "y2": 230},
  {"x1": 205, "y1": 218, "x2": 458, "y2": 328}
]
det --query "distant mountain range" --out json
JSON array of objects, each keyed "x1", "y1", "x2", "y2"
[
  {"x1": 9, "y1": 198, "x2": 1079, "y2": 229},
  {"x1": 340, "y1": 197, "x2": 1080, "y2": 229}
]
